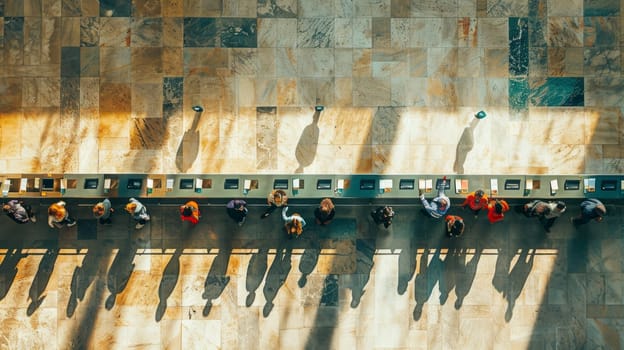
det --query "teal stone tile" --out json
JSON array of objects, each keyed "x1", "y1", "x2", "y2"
[
  {"x1": 100, "y1": 0, "x2": 131, "y2": 17},
  {"x1": 584, "y1": 0, "x2": 620, "y2": 16},
  {"x1": 509, "y1": 17, "x2": 529, "y2": 76},
  {"x1": 61, "y1": 46, "x2": 80, "y2": 77},
  {"x1": 529, "y1": 77, "x2": 584, "y2": 106},
  {"x1": 258, "y1": 0, "x2": 297, "y2": 18},
  {"x1": 163, "y1": 77, "x2": 183, "y2": 119},
  {"x1": 184, "y1": 18, "x2": 218, "y2": 47},
  {"x1": 509, "y1": 78, "x2": 529, "y2": 109},
  {"x1": 584, "y1": 17, "x2": 619, "y2": 47},
  {"x1": 219, "y1": 18, "x2": 257, "y2": 48}
]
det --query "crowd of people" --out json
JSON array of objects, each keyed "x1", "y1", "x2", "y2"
[{"x1": 1, "y1": 185, "x2": 609, "y2": 238}]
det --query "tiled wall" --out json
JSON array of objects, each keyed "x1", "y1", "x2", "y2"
[{"x1": 0, "y1": 0, "x2": 622, "y2": 174}]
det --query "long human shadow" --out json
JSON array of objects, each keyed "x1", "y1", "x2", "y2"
[
  {"x1": 294, "y1": 110, "x2": 320, "y2": 173},
  {"x1": 27, "y1": 248, "x2": 58, "y2": 316},
  {"x1": 453, "y1": 117, "x2": 480, "y2": 174},
  {"x1": 398, "y1": 234, "x2": 417, "y2": 295},
  {"x1": 453, "y1": 247, "x2": 482, "y2": 310},
  {"x1": 156, "y1": 248, "x2": 182, "y2": 322},
  {"x1": 105, "y1": 240, "x2": 137, "y2": 310},
  {"x1": 66, "y1": 244, "x2": 110, "y2": 317},
  {"x1": 245, "y1": 248, "x2": 269, "y2": 307},
  {"x1": 298, "y1": 234, "x2": 320, "y2": 288},
  {"x1": 262, "y1": 244, "x2": 292, "y2": 317},
  {"x1": 413, "y1": 226, "x2": 449, "y2": 321},
  {"x1": 0, "y1": 246, "x2": 25, "y2": 301},
  {"x1": 504, "y1": 248, "x2": 535, "y2": 322},
  {"x1": 347, "y1": 239, "x2": 376, "y2": 308},
  {"x1": 202, "y1": 243, "x2": 232, "y2": 316},
  {"x1": 438, "y1": 246, "x2": 463, "y2": 305},
  {"x1": 175, "y1": 109, "x2": 202, "y2": 173}
]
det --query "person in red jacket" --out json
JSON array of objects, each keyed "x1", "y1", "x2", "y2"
[
  {"x1": 461, "y1": 190, "x2": 488, "y2": 218},
  {"x1": 180, "y1": 200, "x2": 201, "y2": 225},
  {"x1": 487, "y1": 199, "x2": 509, "y2": 224}
]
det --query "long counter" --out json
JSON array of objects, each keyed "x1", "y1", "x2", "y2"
[{"x1": 1, "y1": 174, "x2": 622, "y2": 200}]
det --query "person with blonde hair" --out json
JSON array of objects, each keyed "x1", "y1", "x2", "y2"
[
  {"x1": 180, "y1": 200, "x2": 200, "y2": 225},
  {"x1": 48, "y1": 201, "x2": 76, "y2": 228},
  {"x1": 314, "y1": 198, "x2": 335, "y2": 225},
  {"x1": 282, "y1": 206, "x2": 306, "y2": 238},
  {"x1": 260, "y1": 189, "x2": 288, "y2": 219},
  {"x1": 93, "y1": 198, "x2": 114, "y2": 225},
  {"x1": 125, "y1": 198, "x2": 150, "y2": 229}
]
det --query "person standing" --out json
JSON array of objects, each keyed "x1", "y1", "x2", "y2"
[
  {"x1": 487, "y1": 199, "x2": 510, "y2": 224},
  {"x1": 542, "y1": 201, "x2": 566, "y2": 232},
  {"x1": 93, "y1": 199, "x2": 114, "y2": 225},
  {"x1": 461, "y1": 190, "x2": 488, "y2": 218},
  {"x1": 48, "y1": 201, "x2": 76, "y2": 228},
  {"x1": 314, "y1": 198, "x2": 335, "y2": 225},
  {"x1": 371, "y1": 206, "x2": 394, "y2": 228},
  {"x1": 420, "y1": 177, "x2": 450, "y2": 219},
  {"x1": 226, "y1": 199, "x2": 248, "y2": 226},
  {"x1": 445, "y1": 215, "x2": 465, "y2": 237},
  {"x1": 3, "y1": 200, "x2": 36, "y2": 224},
  {"x1": 260, "y1": 189, "x2": 288, "y2": 219},
  {"x1": 180, "y1": 200, "x2": 201, "y2": 225},
  {"x1": 282, "y1": 206, "x2": 306, "y2": 238},
  {"x1": 125, "y1": 198, "x2": 150, "y2": 230},
  {"x1": 572, "y1": 198, "x2": 606, "y2": 226}
]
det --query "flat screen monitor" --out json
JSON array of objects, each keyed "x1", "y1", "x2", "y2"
[
  {"x1": 360, "y1": 179, "x2": 375, "y2": 190},
  {"x1": 42, "y1": 178, "x2": 55, "y2": 191},
  {"x1": 273, "y1": 179, "x2": 288, "y2": 189},
  {"x1": 83, "y1": 178, "x2": 99, "y2": 189},
  {"x1": 399, "y1": 179, "x2": 415, "y2": 190},
  {"x1": 179, "y1": 179, "x2": 194, "y2": 189},
  {"x1": 224, "y1": 179, "x2": 239, "y2": 189},
  {"x1": 317, "y1": 179, "x2": 332, "y2": 190}
]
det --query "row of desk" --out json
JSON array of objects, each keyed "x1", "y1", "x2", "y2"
[{"x1": 1, "y1": 174, "x2": 623, "y2": 200}]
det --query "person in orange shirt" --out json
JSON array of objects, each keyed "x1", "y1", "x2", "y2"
[
  {"x1": 445, "y1": 215, "x2": 465, "y2": 237},
  {"x1": 487, "y1": 199, "x2": 510, "y2": 224},
  {"x1": 180, "y1": 200, "x2": 201, "y2": 225},
  {"x1": 461, "y1": 189, "x2": 488, "y2": 218}
]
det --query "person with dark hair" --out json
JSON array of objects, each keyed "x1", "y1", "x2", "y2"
[
  {"x1": 487, "y1": 199, "x2": 509, "y2": 224},
  {"x1": 3, "y1": 200, "x2": 36, "y2": 224},
  {"x1": 461, "y1": 190, "x2": 488, "y2": 218},
  {"x1": 260, "y1": 189, "x2": 288, "y2": 219},
  {"x1": 542, "y1": 201, "x2": 566, "y2": 232},
  {"x1": 523, "y1": 200, "x2": 566, "y2": 232},
  {"x1": 226, "y1": 199, "x2": 248, "y2": 226},
  {"x1": 314, "y1": 198, "x2": 335, "y2": 225},
  {"x1": 572, "y1": 198, "x2": 606, "y2": 226},
  {"x1": 371, "y1": 206, "x2": 394, "y2": 228},
  {"x1": 445, "y1": 215, "x2": 465, "y2": 237},
  {"x1": 180, "y1": 200, "x2": 200, "y2": 225},
  {"x1": 93, "y1": 198, "x2": 114, "y2": 225}
]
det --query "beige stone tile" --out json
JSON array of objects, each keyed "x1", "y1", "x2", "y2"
[
  {"x1": 585, "y1": 108, "x2": 621, "y2": 144},
  {"x1": 478, "y1": 18, "x2": 509, "y2": 48},
  {"x1": 60, "y1": 17, "x2": 80, "y2": 47},
  {"x1": 100, "y1": 18, "x2": 131, "y2": 47}
]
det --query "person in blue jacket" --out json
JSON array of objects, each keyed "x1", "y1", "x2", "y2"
[
  {"x1": 420, "y1": 177, "x2": 450, "y2": 219},
  {"x1": 571, "y1": 198, "x2": 606, "y2": 226}
]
